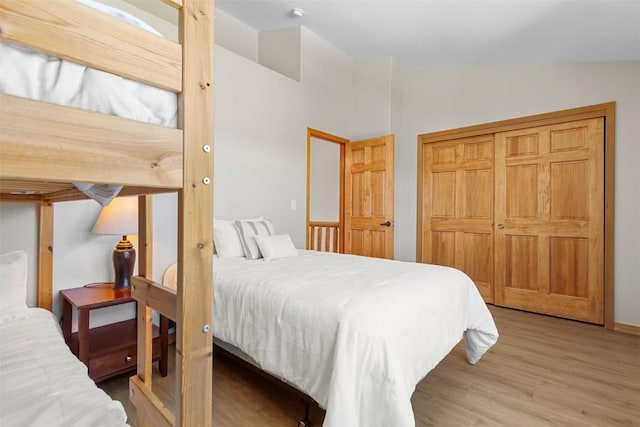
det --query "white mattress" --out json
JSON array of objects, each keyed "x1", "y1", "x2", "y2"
[
  {"x1": 164, "y1": 250, "x2": 499, "y2": 427},
  {"x1": 0, "y1": 308, "x2": 128, "y2": 427}
]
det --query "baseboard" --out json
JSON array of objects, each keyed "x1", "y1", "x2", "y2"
[{"x1": 614, "y1": 322, "x2": 640, "y2": 336}]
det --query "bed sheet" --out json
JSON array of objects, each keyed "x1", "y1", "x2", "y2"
[
  {"x1": 164, "y1": 250, "x2": 498, "y2": 427},
  {"x1": 0, "y1": 308, "x2": 128, "y2": 427}
]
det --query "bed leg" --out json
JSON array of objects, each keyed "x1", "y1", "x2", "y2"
[{"x1": 298, "y1": 399, "x2": 311, "y2": 427}]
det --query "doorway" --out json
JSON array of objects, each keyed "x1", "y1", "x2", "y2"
[
  {"x1": 306, "y1": 128, "x2": 348, "y2": 253},
  {"x1": 306, "y1": 129, "x2": 396, "y2": 259}
]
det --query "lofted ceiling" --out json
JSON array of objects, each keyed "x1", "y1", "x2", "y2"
[{"x1": 215, "y1": 0, "x2": 640, "y2": 65}]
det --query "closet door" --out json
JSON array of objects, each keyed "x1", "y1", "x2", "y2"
[
  {"x1": 422, "y1": 134, "x2": 494, "y2": 302},
  {"x1": 494, "y1": 118, "x2": 604, "y2": 324}
]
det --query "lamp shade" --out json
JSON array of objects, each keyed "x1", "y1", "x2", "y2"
[{"x1": 93, "y1": 196, "x2": 138, "y2": 236}]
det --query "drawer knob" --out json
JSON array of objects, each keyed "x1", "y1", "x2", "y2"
[{"x1": 125, "y1": 356, "x2": 132, "y2": 363}]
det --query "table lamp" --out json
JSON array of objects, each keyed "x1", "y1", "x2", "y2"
[{"x1": 92, "y1": 196, "x2": 138, "y2": 290}]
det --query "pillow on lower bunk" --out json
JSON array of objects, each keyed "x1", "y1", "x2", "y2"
[
  {"x1": 235, "y1": 219, "x2": 275, "y2": 260},
  {"x1": 0, "y1": 250, "x2": 28, "y2": 322},
  {"x1": 254, "y1": 234, "x2": 298, "y2": 262}
]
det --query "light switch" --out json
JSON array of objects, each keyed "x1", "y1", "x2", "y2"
[{"x1": 290, "y1": 200, "x2": 297, "y2": 210}]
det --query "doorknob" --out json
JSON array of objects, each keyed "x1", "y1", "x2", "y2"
[
  {"x1": 380, "y1": 221, "x2": 392, "y2": 227},
  {"x1": 497, "y1": 224, "x2": 505, "y2": 229}
]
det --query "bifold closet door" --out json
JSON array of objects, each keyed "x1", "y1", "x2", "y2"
[
  {"x1": 421, "y1": 134, "x2": 495, "y2": 302},
  {"x1": 494, "y1": 118, "x2": 604, "y2": 324}
]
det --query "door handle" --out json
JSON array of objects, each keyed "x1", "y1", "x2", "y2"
[
  {"x1": 380, "y1": 221, "x2": 392, "y2": 227},
  {"x1": 497, "y1": 224, "x2": 505, "y2": 230}
]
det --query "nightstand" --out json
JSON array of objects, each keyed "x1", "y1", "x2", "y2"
[{"x1": 60, "y1": 283, "x2": 167, "y2": 382}]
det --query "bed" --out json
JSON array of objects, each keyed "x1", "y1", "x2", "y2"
[
  {"x1": 0, "y1": 0, "x2": 214, "y2": 425},
  {"x1": 163, "y1": 245, "x2": 499, "y2": 427},
  {"x1": 0, "y1": 251, "x2": 128, "y2": 426},
  {"x1": 0, "y1": 309, "x2": 129, "y2": 426}
]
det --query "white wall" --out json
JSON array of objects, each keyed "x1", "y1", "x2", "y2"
[
  {"x1": 396, "y1": 61, "x2": 640, "y2": 326},
  {"x1": 213, "y1": 46, "x2": 306, "y2": 244},
  {"x1": 352, "y1": 58, "x2": 395, "y2": 140},
  {"x1": 258, "y1": 27, "x2": 301, "y2": 81},
  {"x1": 300, "y1": 27, "x2": 354, "y2": 138},
  {"x1": 0, "y1": 202, "x2": 38, "y2": 307},
  {"x1": 214, "y1": 28, "x2": 354, "y2": 244},
  {"x1": 309, "y1": 138, "x2": 341, "y2": 222},
  {"x1": 215, "y1": 9, "x2": 258, "y2": 62}
]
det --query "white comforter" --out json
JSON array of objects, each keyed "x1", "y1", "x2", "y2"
[
  {"x1": 0, "y1": 0, "x2": 176, "y2": 128},
  {"x1": 0, "y1": 308, "x2": 128, "y2": 427},
  {"x1": 168, "y1": 250, "x2": 498, "y2": 427},
  {"x1": 0, "y1": 42, "x2": 177, "y2": 128}
]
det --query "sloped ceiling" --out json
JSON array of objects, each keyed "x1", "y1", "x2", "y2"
[{"x1": 215, "y1": 0, "x2": 640, "y2": 65}]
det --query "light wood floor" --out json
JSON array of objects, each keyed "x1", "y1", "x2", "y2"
[{"x1": 99, "y1": 306, "x2": 640, "y2": 426}]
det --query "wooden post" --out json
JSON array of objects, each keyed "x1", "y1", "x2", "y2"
[
  {"x1": 176, "y1": 0, "x2": 215, "y2": 425},
  {"x1": 38, "y1": 199, "x2": 53, "y2": 310}
]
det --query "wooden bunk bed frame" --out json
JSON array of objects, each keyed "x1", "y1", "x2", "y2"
[{"x1": 0, "y1": 0, "x2": 214, "y2": 425}]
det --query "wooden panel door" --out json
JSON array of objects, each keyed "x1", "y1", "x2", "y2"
[
  {"x1": 344, "y1": 135, "x2": 394, "y2": 259},
  {"x1": 494, "y1": 118, "x2": 604, "y2": 324},
  {"x1": 421, "y1": 135, "x2": 495, "y2": 302}
]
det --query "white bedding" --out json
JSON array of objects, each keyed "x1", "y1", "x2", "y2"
[
  {"x1": 0, "y1": 308, "x2": 128, "y2": 427},
  {"x1": 0, "y1": 0, "x2": 177, "y2": 205},
  {"x1": 0, "y1": 42, "x2": 177, "y2": 127},
  {"x1": 165, "y1": 250, "x2": 498, "y2": 427}
]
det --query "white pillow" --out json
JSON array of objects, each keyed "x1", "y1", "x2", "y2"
[
  {"x1": 254, "y1": 234, "x2": 299, "y2": 262},
  {"x1": 213, "y1": 219, "x2": 245, "y2": 258},
  {"x1": 235, "y1": 219, "x2": 275, "y2": 260},
  {"x1": 0, "y1": 250, "x2": 29, "y2": 322},
  {"x1": 213, "y1": 217, "x2": 264, "y2": 258}
]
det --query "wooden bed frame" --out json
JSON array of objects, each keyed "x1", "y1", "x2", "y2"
[{"x1": 0, "y1": 0, "x2": 214, "y2": 425}]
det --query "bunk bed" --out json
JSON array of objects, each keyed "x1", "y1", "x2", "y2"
[{"x1": 0, "y1": 0, "x2": 214, "y2": 425}]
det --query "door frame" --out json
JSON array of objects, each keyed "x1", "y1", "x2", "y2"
[
  {"x1": 306, "y1": 128, "x2": 349, "y2": 253},
  {"x1": 416, "y1": 102, "x2": 616, "y2": 330}
]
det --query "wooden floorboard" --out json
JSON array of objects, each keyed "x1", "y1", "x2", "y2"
[{"x1": 98, "y1": 305, "x2": 640, "y2": 426}]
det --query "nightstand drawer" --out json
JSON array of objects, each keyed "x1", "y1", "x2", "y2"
[
  {"x1": 89, "y1": 337, "x2": 161, "y2": 382},
  {"x1": 82, "y1": 319, "x2": 162, "y2": 382},
  {"x1": 90, "y1": 344, "x2": 137, "y2": 381}
]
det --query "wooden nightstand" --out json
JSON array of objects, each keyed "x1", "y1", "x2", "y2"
[{"x1": 60, "y1": 283, "x2": 167, "y2": 382}]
